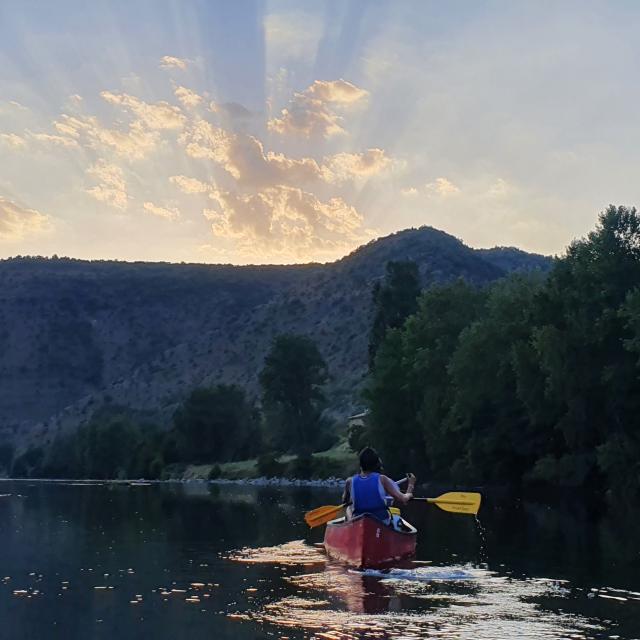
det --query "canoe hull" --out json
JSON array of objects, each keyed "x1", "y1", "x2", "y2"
[{"x1": 324, "y1": 514, "x2": 417, "y2": 569}]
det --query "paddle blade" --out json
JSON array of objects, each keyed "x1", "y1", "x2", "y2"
[
  {"x1": 428, "y1": 492, "x2": 482, "y2": 516},
  {"x1": 304, "y1": 504, "x2": 344, "y2": 528}
]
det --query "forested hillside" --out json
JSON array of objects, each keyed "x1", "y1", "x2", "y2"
[
  {"x1": 0, "y1": 226, "x2": 547, "y2": 456},
  {"x1": 365, "y1": 206, "x2": 640, "y2": 496}
]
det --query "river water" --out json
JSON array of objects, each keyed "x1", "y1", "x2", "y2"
[{"x1": 0, "y1": 480, "x2": 638, "y2": 639}]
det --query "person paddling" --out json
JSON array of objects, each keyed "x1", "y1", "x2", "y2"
[{"x1": 343, "y1": 447, "x2": 416, "y2": 524}]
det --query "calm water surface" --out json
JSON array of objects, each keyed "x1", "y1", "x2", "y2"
[{"x1": 0, "y1": 480, "x2": 639, "y2": 639}]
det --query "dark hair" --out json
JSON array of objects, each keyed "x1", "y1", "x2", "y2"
[{"x1": 359, "y1": 446, "x2": 382, "y2": 472}]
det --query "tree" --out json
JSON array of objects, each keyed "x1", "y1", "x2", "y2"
[
  {"x1": 368, "y1": 261, "x2": 421, "y2": 369},
  {"x1": 364, "y1": 206, "x2": 640, "y2": 496},
  {"x1": 260, "y1": 334, "x2": 328, "y2": 453},
  {"x1": 365, "y1": 280, "x2": 485, "y2": 476},
  {"x1": 0, "y1": 442, "x2": 14, "y2": 474},
  {"x1": 173, "y1": 384, "x2": 260, "y2": 463}
]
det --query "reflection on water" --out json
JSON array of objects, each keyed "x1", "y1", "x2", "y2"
[
  {"x1": 231, "y1": 543, "x2": 608, "y2": 639},
  {"x1": 0, "y1": 481, "x2": 639, "y2": 639},
  {"x1": 228, "y1": 540, "x2": 326, "y2": 565}
]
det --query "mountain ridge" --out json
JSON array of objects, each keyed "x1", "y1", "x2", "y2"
[{"x1": 0, "y1": 226, "x2": 551, "y2": 452}]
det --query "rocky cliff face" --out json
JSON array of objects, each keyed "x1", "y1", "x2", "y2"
[{"x1": 0, "y1": 226, "x2": 550, "y2": 450}]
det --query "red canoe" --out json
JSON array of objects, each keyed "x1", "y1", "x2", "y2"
[{"x1": 323, "y1": 514, "x2": 417, "y2": 569}]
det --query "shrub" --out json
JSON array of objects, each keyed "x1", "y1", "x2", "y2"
[{"x1": 257, "y1": 452, "x2": 284, "y2": 478}]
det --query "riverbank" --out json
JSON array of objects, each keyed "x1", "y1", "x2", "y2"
[
  {"x1": 0, "y1": 476, "x2": 345, "y2": 488},
  {"x1": 163, "y1": 439, "x2": 356, "y2": 482}
]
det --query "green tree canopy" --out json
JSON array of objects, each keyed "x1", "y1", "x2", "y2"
[
  {"x1": 368, "y1": 260, "x2": 421, "y2": 369},
  {"x1": 260, "y1": 334, "x2": 328, "y2": 453},
  {"x1": 173, "y1": 384, "x2": 260, "y2": 463},
  {"x1": 364, "y1": 206, "x2": 640, "y2": 496}
]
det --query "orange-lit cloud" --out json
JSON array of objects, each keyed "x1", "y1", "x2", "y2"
[
  {"x1": 0, "y1": 197, "x2": 51, "y2": 240},
  {"x1": 425, "y1": 177, "x2": 460, "y2": 197},
  {"x1": 174, "y1": 86, "x2": 204, "y2": 109},
  {"x1": 100, "y1": 92, "x2": 185, "y2": 130},
  {"x1": 4, "y1": 71, "x2": 387, "y2": 261},
  {"x1": 160, "y1": 55, "x2": 191, "y2": 71},
  {"x1": 204, "y1": 184, "x2": 365, "y2": 259},
  {"x1": 169, "y1": 175, "x2": 210, "y2": 194},
  {"x1": 268, "y1": 79, "x2": 368, "y2": 138},
  {"x1": 143, "y1": 201, "x2": 180, "y2": 220},
  {"x1": 86, "y1": 161, "x2": 128, "y2": 210},
  {"x1": 0, "y1": 133, "x2": 27, "y2": 149},
  {"x1": 54, "y1": 114, "x2": 158, "y2": 159},
  {"x1": 323, "y1": 148, "x2": 391, "y2": 182},
  {"x1": 29, "y1": 132, "x2": 80, "y2": 148}
]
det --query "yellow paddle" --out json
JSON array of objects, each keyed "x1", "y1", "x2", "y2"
[
  {"x1": 304, "y1": 491, "x2": 482, "y2": 528},
  {"x1": 411, "y1": 491, "x2": 482, "y2": 516},
  {"x1": 304, "y1": 503, "x2": 346, "y2": 528}
]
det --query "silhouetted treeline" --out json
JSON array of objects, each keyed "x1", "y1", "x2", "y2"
[
  {"x1": 363, "y1": 206, "x2": 640, "y2": 496},
  {"x1": 7, "y1": 333, "x2": 333, "y2": 479}
]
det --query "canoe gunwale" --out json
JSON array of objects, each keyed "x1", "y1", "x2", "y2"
[{"x1": 326, "y1": 514, "x2": 417, "y2": 536}]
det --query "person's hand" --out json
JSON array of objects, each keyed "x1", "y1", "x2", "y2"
[{"x1": 406, "y1": 473, "x2": 416, "y2": 490}]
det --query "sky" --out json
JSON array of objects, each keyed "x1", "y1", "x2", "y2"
[{"x1": 1, "y1": 0, "x2": 639, "y2": 264}]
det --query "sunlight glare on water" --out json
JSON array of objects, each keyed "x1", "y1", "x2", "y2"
[
  {"x1": 227, "y1": 539, "x2": 327, "y2": 566},
  {"x1": 230, "y1": 541, "x2": 608, "y2": 640}
]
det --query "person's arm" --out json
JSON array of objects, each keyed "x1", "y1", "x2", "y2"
[
  {"x1": 380, "y1": 474, "x2": 416, "y2": 504},
  {"x1": 342, "y1": 477, "x2": 352, "y2": 505}
]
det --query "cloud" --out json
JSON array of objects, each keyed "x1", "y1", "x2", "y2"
[
  {"x1": 86, "y1": 161, "x2": 128, "y2": 210},
  {"x1": 174, "y1": 85, "x2": 203, "y2": 109},
  {"x1": 323, "y1": 148, "x2": 391, "y2": 182},
  {"x1": 100, "y1": 91, "x2": 185, "y2": 130},
  {"x1": 268, "y1": 79, "x2": 368, "y2": 138},
  {"x1": 401, "y1": 187, "x2": 419, "y2": 197},
  {"x1": 55, "y1": 114, "x2": 158, "y2": 159},
  {"x1": 306, "y1": 80, "x2": 369, "y2": 104},
  {"x1": 143, "y1": 201, "x2": 179, "y2": 220},
  {"x1": 2, "y1": 130, "x2": 79, "y2": 150},
  {"x1": 179, "y1": 118, "x2": 392, "y2": 189},
  {"x1": 29, "y1": 132, "x2": 79, "y2": 148},
  {"x1": 0, "y1": 133, "x2": 27, "y2": 149},
  {"x1": 178, "y1": 118, "x2": 234, "y2": 166},
  {"x1": 179, "y1": 119, "x2": 326, "y2": 186},
  {"x1": 0, "y1": 197, "x2": 51, "y2": 240},
  {"x1": 0, "y1": 100, "x2": 28, "y2": 112},
  {"x1": 204, "y1": 184, "x2": 364, "y2": 259},
  {"x1": 210, "y1": 101, "x2": 253, "y2": 120},
  {"x1": 160, "y1": 56, "x2": 190, "y2": 71},
  {"x1": 53, "y1": 92, "x2": 184, "y2": 159},
  {"x1": 169, "y1": 175, "x2": 210, "y2": 194},
  {"x1": 425, "y1": 177, "x2": 460, "y2": 197}
]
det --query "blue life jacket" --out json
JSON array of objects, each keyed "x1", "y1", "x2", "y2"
[{"x1": 351, "y1": 472, "x2": 390, "y2": 522}]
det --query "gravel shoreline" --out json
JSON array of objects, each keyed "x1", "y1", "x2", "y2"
[{"x1": 0, "y1": 476, "x2": 345, "y2": 488}]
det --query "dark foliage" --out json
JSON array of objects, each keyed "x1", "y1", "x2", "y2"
[
  {"x1": 173, "y1": 384, "x2": 261, "y2": 463},
  {"x1": 365, "y1": 206, "x2": 640, "y2": 496},
  {"x1": 260, "y1": 334, "x2": 329, "y2": 453},
  {"x1": 368, "y1": 261, "x2": 421, "y2": 369}
]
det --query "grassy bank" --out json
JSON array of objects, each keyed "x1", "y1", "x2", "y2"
[{"x1": 171, "y1": 439, "x2": 355, "y2": 481}]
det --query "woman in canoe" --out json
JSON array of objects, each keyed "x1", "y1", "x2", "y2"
[{"x1": 343, "y1": 447, "x2": 416, "y2": 524}]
